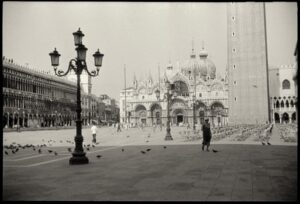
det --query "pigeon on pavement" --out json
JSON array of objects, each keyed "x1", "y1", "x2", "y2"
[
  {"x1": 38, "y1": 149, "x2": 42, "y2": 154},
  {"x1": 96, "y1": 155, "x2": 102, "y2": 158},
  {"x1": 163, "y1": 146, "x2": 167, "y2": 149},
  {"x1": 146, "y1": 149, "x2": 151, "y2": 152},
  {"x1": 5, "y1": 151, "x2": 8, "y2": 155},
  {"x1": 267, "y1": 142, "x2": 271, "y2": 145},
  {"x1": 262, "y1": 142, "x2": 266, "y2": 145},
  {"x1": 54, "y1": 152, "x2": 58, "y2": 156},
  {"x1": 122, "y1": 148, "x2": 124, "y2": 152},
  {"x1": 48, "y1": 150, "x2": 53, "y2": 153},
  {"x1": 212, "y1": 149, "x2": 218, "y2": 153},
  {"x1": 141, "y1": 151, "x2": 146, "y2": 154}
]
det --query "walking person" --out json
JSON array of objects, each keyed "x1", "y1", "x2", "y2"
[
  {"x1": 202, "y1": 119, "x2": 212, "y2": 152},
  {"x1": 91, "y1": 121, "x2": 98, "y2": 144}
]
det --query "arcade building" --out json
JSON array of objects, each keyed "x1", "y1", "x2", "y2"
[{"x1": 2, "y1": 57, "x2": 105, "y2": 128}]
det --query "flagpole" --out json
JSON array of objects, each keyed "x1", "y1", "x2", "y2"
[{"x1": 124, "y1": 64, "x2": 127, "y2": 125}]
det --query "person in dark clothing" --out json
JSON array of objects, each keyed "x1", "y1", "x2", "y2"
[{"x1": 202, "y1": 119, "x2": 212, "y2": 152}]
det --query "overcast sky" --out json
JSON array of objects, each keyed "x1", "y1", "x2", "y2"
[{"x1": 3, "y1": 2, "x2": 298, "y2": 100}]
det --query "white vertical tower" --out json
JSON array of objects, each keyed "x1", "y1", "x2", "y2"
[{"x1": 227, "y1": 2, "x2": 270, "y2": 124}]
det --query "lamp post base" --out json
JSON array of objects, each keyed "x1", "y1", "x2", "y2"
[
  {"x1": 165, "y1": 134, "x2": 173, "y2": 141},
  {"x1": 69, "y1": 152, "x2": 89, "y2": 165}
]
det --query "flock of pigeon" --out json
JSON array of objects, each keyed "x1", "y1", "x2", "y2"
[{"x1": 4, "y1": 131, "x2": 219, "y2": 160}]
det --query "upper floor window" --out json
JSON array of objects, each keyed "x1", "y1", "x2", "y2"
[
  {"x1": 276, "y1": 100, "x2": 280, "y2": 108},
  {"x1": 282, "y1": 79, "x2": 290, "y2": 89}
]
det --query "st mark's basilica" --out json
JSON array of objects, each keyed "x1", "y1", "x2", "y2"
[{"x1": 120, "y1": 45, "x2": 229, "y2": 127}]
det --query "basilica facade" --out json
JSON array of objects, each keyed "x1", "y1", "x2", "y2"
[{"x1": 120, "y1": 46, "x2": 229, "y2": 127}]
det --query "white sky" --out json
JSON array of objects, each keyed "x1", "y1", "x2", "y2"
[{"x1": 2, "y1": 2, "x2": 298, "y2": 100}]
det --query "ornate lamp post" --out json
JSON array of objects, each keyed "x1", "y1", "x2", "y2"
[
  {"x1": 192, "y1": 95, "x2": 196, "y2": 130},
  {"x1": 55, "y1": 110, "x2": 58, "y2": 129},
  {"x1": 49, "y1": 28, "x2": 104, "y2": 165},
  {"x1": 164, "y1": 80, "x2": 176, "y2": 140},
  {"x1": 155, "y1": 89, "x2": 161, "y2": 127},
  {"x1": 17, "y1": 108, "x2": 20, "y2": 132}
]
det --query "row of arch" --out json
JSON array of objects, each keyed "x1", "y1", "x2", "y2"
[
  {"x1": 130, "y1": 100, "x2": 227, "y2": 126},
  {"x1": 274, "y1": 112, "x2": 297, "y2": 123},
  {"x1": 3, "y1": 111, "x2": 99, "y2": 129},
  {"x1": 3, "y1": 113, "x2": 75, "y2": 128},
  {"x1": 134, "y1": 99, "x2": 225, "y2": 113},
  {"x1": 273, "y1": 99, "x2": 296, "y2": 109}
]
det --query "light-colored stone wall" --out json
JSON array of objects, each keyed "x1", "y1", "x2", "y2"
[{"x1": 228, "y1": 2, "x2": 269, "y2": 124}]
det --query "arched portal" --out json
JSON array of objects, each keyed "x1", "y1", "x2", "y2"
[
  {"x1": 9, "y1": 113, "x2": 13, "y2": 128},
  {"x1": 172, "y1": 109, "x2": 185, "y2": 126},
  {"x1": 274, "y1": 112, "x2": 280, "y2": 123},
  {"x1": 196, "y1": 101, "x2": 206, "y2": 125},
  {"x1": 282, "y1": 112, "x2": 289, "y2": 124},
  {"x1": 292, "y1": 112, "x2": 296, "y2": 122},
  {"x1": 211, "y1": 102, "x2": 225, "y2": 127},
  {"x1": 135, "y1": 104, "x2": 147, "y2": 125},
  {"x1": 276, "y1": 100, "x2": 280, "y2": 108},
  {"x1": 173, "y1": 81, "x2": 189, "y2": 97},
  {"x1": 150, "y1": 103, "x2": 162, "y2": 125}
]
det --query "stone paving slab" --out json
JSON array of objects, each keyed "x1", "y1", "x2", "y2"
[{"x1": 3, "y1": 143, "x2": 297, "y2": 201}]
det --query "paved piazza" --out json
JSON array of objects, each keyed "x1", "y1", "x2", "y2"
[{"x1": 3, "y1": 125, "x2": 298, "y2": 201}]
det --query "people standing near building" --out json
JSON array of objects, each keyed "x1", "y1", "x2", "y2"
[
  {"x1": 202, "y1": 119, "x2": 212, "y2": 152},
  {"x1": 91, "y1": 122, "x2": 98, "y2": 144}
]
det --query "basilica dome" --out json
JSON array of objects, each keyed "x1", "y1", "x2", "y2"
[
  {"x1": 199, "y1": 48, "x2": 216, "y2": 80},
  {"x1": 181, "y1": 47, "x2": 216, "y2": 80}
]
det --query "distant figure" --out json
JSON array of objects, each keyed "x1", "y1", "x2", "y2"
[
  {"x1": 117, "y1": 123, "x2": 122, "y2": 132},
  {"x1": 202, "y1": 119, "x2": 212, "y2": 152},
  {"x1": 187, "y1": 123, "x2": 191, "y2": 129},
  {"x1": 91, "y1": 122, "x2": 98, "y2": 143},
  {"x1": 153, "y1": 123, "x2": 156, "y2": 132}
]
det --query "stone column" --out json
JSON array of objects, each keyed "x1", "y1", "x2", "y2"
[
  {"x1": 280, "y1": 114, "x2": 282, "y2": 124},
  {"x1": 22, "y1": 112, "x2": 25, "y2": 128},
  {"x1": 7, "y1": 112, "x2": 10, "y2": 128}
]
